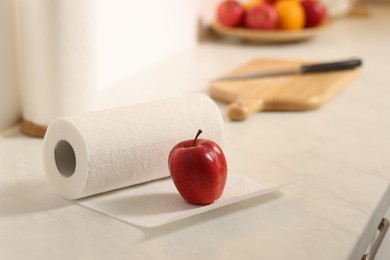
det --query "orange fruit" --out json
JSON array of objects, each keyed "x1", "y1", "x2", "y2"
[
  {"x1": 243, "y1": 0, "x2": 263, "y2": 11},
  {"x1": 275, "y1": 0, "x2": 305, "y2": 30}
]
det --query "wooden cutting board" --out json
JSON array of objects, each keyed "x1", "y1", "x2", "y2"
[{"x1": 209, "y1": 58, "x2": 362, "y2": 121}]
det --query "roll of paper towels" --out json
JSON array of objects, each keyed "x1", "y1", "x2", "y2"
[
  {"x1": 18, "y1": 0, "x2": 96, "y2": 136},
  {"x1": 0, "y1": 0, "x2": 21, "y2": 132},
  {"x1": 43, "y1": 94, "x2": 224, "y2": 199}
]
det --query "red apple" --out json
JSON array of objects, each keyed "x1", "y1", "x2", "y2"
[
  {"x1": 168, "y1": 129, "x2": 228, "y2": 205},
  {"x1": 245, "y1": 3, "x2": 278, "y2": 30},
  {"x1": 217, "y1": 0, "x2": 245, "y2": 27},
  {"x1": 301, "y1": 0, "x2": 327, "y2": 28},
  {"x1": 265, "y1": 0, "x2": 278, "y2": 5}
]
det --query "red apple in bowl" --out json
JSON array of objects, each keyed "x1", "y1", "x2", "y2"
[
  {"x1": 217, "y1": 0, "x2": 245, "y2": 27},
  {"x1": 245, "y1": 3, "x2": 279, "y2": 30},
  {"x1": 265, "y1": 0, "x2": 279, "y2": 5},
  {"x1": 168, "y1": 129, "x2": 228, "y2": 205},
  {"x1": 301, "y1": 0, "x2": 327, "y2": 28}
]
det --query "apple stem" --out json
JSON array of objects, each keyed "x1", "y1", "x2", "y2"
[{"x1": 193, "y1": 129, "x2": 203, "y2": 146}]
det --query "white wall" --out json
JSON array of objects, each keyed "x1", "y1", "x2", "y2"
[{"x1": 95, "y1": 0, "x2": 200, "y2": 90}]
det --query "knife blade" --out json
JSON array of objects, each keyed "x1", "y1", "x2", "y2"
[{"x1": 212, "y1": 58, "x2": 362, "y2": 81}]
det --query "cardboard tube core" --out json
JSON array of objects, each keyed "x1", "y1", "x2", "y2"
[{"x1": 55, "y1": 140, "x2": 76, "y2": 178}]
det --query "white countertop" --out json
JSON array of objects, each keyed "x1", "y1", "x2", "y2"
[{"x1": 1, "y1": 4, "x2": 390, "y2": 259}]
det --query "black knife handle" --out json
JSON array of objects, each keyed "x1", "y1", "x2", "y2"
[{"x1": 301, "y1": 59, "x2": 362, "y2": 74}]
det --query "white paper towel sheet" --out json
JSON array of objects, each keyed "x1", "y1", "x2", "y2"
[
  {"x1": 77, "y1": 174, "x2": 298, "y2": 227},
  {"x1": 44, "y1": 94, "x2": 297, "y2": 227}
]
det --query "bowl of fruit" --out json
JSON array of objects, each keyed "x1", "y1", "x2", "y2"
[{"x1": 212, "y1": 0, "x2": 328, "y2": 43}]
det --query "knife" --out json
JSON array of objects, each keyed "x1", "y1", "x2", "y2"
[{"x1": 212, "y1": 58, "x2": 362, "y2": 81}]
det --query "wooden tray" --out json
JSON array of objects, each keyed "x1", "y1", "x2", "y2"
[
  {"x1": 211, "y1": 21, "x2": 327, "y2": 43},
  {"x1": 209, "y1": 58, "x2": 362, "y2": 121}
]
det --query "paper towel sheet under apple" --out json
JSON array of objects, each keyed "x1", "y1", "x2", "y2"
[{"x1": 76, "y1": 174, "x2": 299, "y2": 228}]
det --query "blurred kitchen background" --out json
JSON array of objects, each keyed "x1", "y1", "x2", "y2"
[{"x1": 0, "y1": 0, "x2": 386, "y2": 133}]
